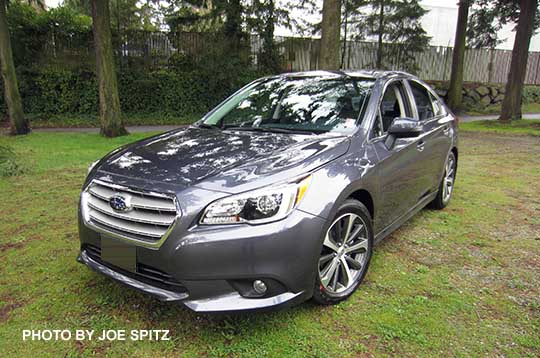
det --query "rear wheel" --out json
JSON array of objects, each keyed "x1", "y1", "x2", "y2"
[
  {"x1": 430, "y1": 151, "x2": 457, "y2": 209},
  {"x1": 312, "y1": 200, "x2": 373, "y2": 305}
]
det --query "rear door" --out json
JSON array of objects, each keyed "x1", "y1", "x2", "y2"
[
  {"x1": 405, "y1": 80, "x2": 453, "y2": 193},
  {"x1": 370, "y1": 79, "x2": 429, "y2": 232}
]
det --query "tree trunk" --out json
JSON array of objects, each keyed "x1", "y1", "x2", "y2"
[
  {"x1": 261, "y1": 0, "x2": 279, "y2": 72},
  {"x1": 0, "y1": 0, "x2": 30, "y2": 135},
  {"x1": 91, "y1": 0, "x2": 127, "y2": 137},
  {"x1": 499, "y1": 0, "x2": 537, "y2": 121},
  {"x1": 447, "y1": 0, "x2": 470, "y2": 113},
  {"x1": 376, "y1": 0, "x2": 384, "y2": 69},
  {"x1": 340, "y1": 0, "x2": 349, "y2": 69},
  {"x1": 319, "y1": 0, "x2": 341, "y2": 70}
]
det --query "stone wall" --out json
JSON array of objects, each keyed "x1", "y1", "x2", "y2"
[
  {"x1": 428, "y1": 82, "x2": 506, "y2": 111},
  {"x1": 427, "y1": 82, "x2": 540, "y2": 112}
]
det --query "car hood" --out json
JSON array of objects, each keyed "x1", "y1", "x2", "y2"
[{"x1": 96, "y1": 127, "x2": 350, "y2": 193}]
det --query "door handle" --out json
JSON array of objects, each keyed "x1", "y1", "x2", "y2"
[{"x1": 417, "y1": 140, "x2": 425, "y2": 152}]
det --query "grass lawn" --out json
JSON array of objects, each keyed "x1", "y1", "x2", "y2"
[
  {"x1": 0, "y1": 125, "x2": 539, "y2": 357},
  {"x1": 464, "y1": 102, "x2": 540, "y2": 116},
  {"x1": 459, "y1": 119, "x2": 540, "y2": 136}
]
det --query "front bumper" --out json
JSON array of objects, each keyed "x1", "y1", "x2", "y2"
[
  {"x1": 78, "y1": 208, "x2": 327, "y2": 312},
  {"x1": 77, "y1": 250, "x2": 304, "y2": 312}
]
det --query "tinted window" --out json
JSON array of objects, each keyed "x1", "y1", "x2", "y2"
[
  {"x1": 374, "y1": 81, "x2": 409, "y2": 137},
  {"x1": 409, "y1": 81, "x2": 434, "y2": 121},
  {"x1": 204, "y1": 77, "x2": 375, "y2": 134},
  {"x1": 429, "y1": 92, "x2": 446, "y2": 117}
]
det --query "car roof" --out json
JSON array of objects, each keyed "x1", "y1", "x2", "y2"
[{"x1": 276, "y1": 69, "x2": 412, "y2": 81}]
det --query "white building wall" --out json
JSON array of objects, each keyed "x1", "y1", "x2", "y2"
[{"x1": 421, "y1": 1, "x2": 540, "y2": 51}]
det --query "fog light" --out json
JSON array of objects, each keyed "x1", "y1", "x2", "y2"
[{"x1": 253, "y1": 280, "x2": 267, "y2": 295}]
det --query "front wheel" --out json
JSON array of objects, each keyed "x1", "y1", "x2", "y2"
[
  {"x1": 430, "y1": 151, "x2": 457, "y2": 210},
  {"x1": 312, "y1": 199, "x2": 373, "y2": 305}
]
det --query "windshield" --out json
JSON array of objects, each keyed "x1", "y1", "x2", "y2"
[{"x1": 202, "y1": 76, "x2": 375, "y2": 134}]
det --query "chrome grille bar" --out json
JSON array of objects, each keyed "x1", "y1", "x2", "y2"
[
  {"x1": 88, "y1": 209, "x2": 168, "y2": 238},
  {"x1": 88, "y1": 184, "x2": 176, "y2": 211},
  {"x1": 87, "y1": 195, "x2": 176, "y2": 226},
  {"x1": 82, "y1": 180, "x2": 180, "y2": 247}
]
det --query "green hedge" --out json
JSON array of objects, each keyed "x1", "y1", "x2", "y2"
[
  {"x1": 6, "y1": 69, "x2": 538, "y2": 122},
  {"x1": 522, "y1": 85, "x2": 540, "y2": 104},
  {"x1": 0, "y1": 66, "x2": 262, "y2": 120}
]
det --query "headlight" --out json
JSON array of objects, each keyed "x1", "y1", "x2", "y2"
[
  {"x1": 88, "y1": 160, "x2": 99, "y2": 174},
  {"x1": 200, "y1": 175, "x2": 312, "y2": 225}
]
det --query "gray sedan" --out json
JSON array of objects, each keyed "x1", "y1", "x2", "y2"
[{"x1": 78, "y1": 70, "x2": 458, "y2": 312}]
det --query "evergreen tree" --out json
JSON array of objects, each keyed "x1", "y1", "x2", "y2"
[
  {"x1": 467, "y1": 0, "x2": 539, "y2": 49},
  {"x1": 163, "y1": 0, "x2": 218, "y2": 32},
  {"x1": 466, "y1": 1, "x2": 500, "y2": 49},
  {"x1": 349, "y1": 0, "x2": 430, "y2": 72},
  {"x1": 64, "y1": 0, "x2": 159, "y2": 32},
  {"x1": 247, "y1": 0, "x2": 291, "y2": 73},
  {"x1": 163, "y1": 0, "x2": 248, "y2": 55}
]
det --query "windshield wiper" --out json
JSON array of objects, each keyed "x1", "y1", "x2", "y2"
[
  {"x1": 197, "y1": 123, "x2": 222, "y2": 130},
  {"x1": 224, "y1": 126, "x2": 321, "y2": 135}
]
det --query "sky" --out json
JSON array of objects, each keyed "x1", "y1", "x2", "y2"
[{"x1": 43, "y1": 0, "x2": 539, "y2": 51}]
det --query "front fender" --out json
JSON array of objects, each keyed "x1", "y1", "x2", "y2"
[{"x1": 297, "y1": 137, "x2": 380, "y2": 223}]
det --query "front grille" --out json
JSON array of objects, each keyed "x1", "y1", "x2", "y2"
[
  {"x1": 83, "y1": 244, "x2": 186, "y2": 293},
  {"x1": 84, "y1": 180, "x2": 178, "y2": 243}
]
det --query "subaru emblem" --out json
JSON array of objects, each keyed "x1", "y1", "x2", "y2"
[{"x1": 109, "y1": 194, "x2": 132, "y2": 212}]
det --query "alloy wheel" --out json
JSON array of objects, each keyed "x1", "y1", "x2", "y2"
[
  {"x1": 442, "y1": 153, "x2": 456, "y2": 203},
  {"x1": 318, "y1": 213, "x2": 369, "y2": 295}
]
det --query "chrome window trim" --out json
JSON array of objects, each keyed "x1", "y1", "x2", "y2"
[
  {"x1": 81, "y1": 179, "x2": 182, "y2": 249},
  {"x1": 368, "y1": 78, "x2": 409, "y2": 143}
]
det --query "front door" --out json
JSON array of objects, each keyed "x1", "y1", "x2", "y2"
[{"x1": 370, "y1": 80, "x2": 431, "y2": 233}]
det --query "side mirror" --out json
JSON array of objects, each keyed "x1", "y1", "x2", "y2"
[{"x1": 387, "y1": 117, "x2": 423, "y2": 138}]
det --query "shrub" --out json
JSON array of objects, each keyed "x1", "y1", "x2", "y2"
[
  {"x1": 523, "y1": 85, "x2": 540, "y2": 104},
  {"x1": 0, "y1": 145, "x2": 25, "y2": 177}
]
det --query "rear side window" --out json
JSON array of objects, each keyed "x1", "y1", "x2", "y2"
[
  {"x1": 409, "y1": 81, "x2": 434, "y2": 121},
  {"x1": 429, "y1": 92, "x2": 446, "y2": 117}
]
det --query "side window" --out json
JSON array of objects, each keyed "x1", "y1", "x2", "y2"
[
  {"x1": 409, "y1": 81, "x2": 434, "y2": 121},
  {"x1": 374, "y1": 81, "x2": 409, "y2": 137},
  {"x1": 429, "y1": 92, "x2": 446, "y2": 117}
]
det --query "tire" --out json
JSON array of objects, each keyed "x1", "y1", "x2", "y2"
[
  {"x1": 429, "y1": 151, "x2": 457, "y2": 210},
  {"x1": 312, "y1": 199, "x2": 373, "y2": 305}
]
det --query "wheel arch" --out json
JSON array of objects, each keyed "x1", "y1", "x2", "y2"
[
  {"x1": 348, "y1": 189, "x2": 374, "y2": 220},
  {"x1": 451, "y1": 146, "x2": 458, "y2": 178},
  {"x1": 451, "y1": 146, "x2": 458, "y2": 163}
]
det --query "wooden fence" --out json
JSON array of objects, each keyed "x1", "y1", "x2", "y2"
[
  {"x1": 275, "y1": 36, "x2": 540, "y2": 84},
  {"x1": 39, "y1": 31, "x2": 540, "y2": 85}
]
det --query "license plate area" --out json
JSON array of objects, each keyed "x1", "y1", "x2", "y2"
[{"x1": 101, "y1": 236, "x2": 136, "y2": 272}]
